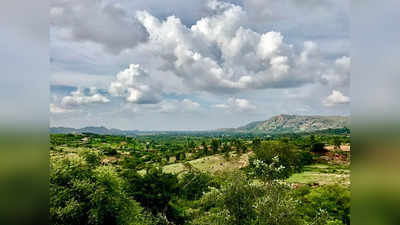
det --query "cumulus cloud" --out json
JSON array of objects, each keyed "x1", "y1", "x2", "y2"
[
  {"x1": 322, "y1": 90, "x2": 350, "y2": 107},
  {"x1": 61, "y1": 87, "x2": 110, "y2": 107},
  {"x1": 49, "y1": 0, "x2": 350, "y2": 129},
  {"x1": 215, "y1": 97, "x2": 256, "y2": 111},
  {"x1": 52, "y1": 0, "x2": 350, "y2": 105},
  {"x1": 109, "y1": 64, "x2": 161, "y2": 104},
  {"x1": 50, "y1": 0, "x2": 148, "y2": 54},
  {"x1": 133, "y1": 0, "x2": 342, "y2": 94}
]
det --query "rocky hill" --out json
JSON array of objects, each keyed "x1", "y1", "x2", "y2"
[{"x1": 236, "y1": 114, "x2": 349, "y2": 133}]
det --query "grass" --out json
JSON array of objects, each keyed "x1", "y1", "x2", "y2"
[
  {"x1": 147, "y1": 153, "x2": 350, "y2": 187},
  {"x1": 286, "y1": 164, "x2": 350, "y2": 186},
  {"x1": 162, "y1": 152, "x2": 252, "y2": 175}
]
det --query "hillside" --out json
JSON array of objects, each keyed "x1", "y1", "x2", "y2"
[
  {"x1": 50, "y1": 114, "x2": 350, "y2": 135},
  {"x1": 50, "y1": 126, "x2": 140, "y2": 136},
  {"x1": 236, "y1": 114, "x2": 349, "y2": 134}
]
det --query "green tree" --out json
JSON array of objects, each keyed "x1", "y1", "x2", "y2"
[
  {"x1": 333, "y1": 136, "x2": 342, "y2": 150},
  {"x1": 194, "y1": 172, "x2": 303, "y2": 225},
  {"x1": 211, "y1": 139, "x2": 219, "y2": 154},
  {"x1": 50, "y1": 156, "x2": 149, "y2": 225},
  {"x1": 201, "y1": 141, "x2": 208, "y2": 156},
  {"x1": 295, "y1": 185, "x2": 350, "y2": 225},
  {"x1": 250, "y1": 140, "x2": 303, "y2": 179},
  {"x1": 311, "y1": 142, "x2": 327, "y2": 154},
  {"x1": 222, "y1": 143, "x2": 231, "y2": 153},
  {"x1": 180, "y1": 171, "x2": 216, "y2": 200},
  {"x1": 123, "y1": 168, "x2": 183, "y2": 223}
]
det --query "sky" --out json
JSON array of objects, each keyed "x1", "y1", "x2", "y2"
[{"x1": 49, "y1": 0, "x2": 350, "y2": 130}]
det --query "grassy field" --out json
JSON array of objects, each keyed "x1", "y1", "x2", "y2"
[
  {"x1": 159, "y1": 152, "x2": 350, "y2": 186},
  {"x1": 287, "y1": 164, "x2": 350, "y2": 186},
  {"x1": 162, "y1": 152, "x2": 252, "y2": 175}
]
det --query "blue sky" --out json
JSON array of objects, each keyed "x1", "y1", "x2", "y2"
[{"x1": 49, "y1": 0, "x2": 350, "y2": 130}]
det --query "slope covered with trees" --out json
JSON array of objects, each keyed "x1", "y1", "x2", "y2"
[{"x1": 50, "y1": 132, "x2": 350, "y2": 225}]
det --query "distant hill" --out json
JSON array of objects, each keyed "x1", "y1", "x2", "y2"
[
  {"x1": 50, "y1": 114, "x2": 350, "y2": 135},
  {"x1": 50, "y1": 126, "x2": 140, "y2": 136},
  {"x1": 234, "y1": 114, "x2": 349, "y2": 134}
]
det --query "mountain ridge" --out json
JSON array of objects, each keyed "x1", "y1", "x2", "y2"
[
  {"x1": 50, "y1": 114, "x2": 349, "y2": 135},
  {"x1": 234, "y1": 114, "x2": 349, "y2": 133}
]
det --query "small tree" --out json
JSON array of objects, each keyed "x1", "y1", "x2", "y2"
[
  {"x1": 123, "y1": 167, "x2": 183, "y2": 223},
  {"x1": 211, "y1": 139, "x2": 219, "y2": 154},
  {"x1": 333, "y1": 136, "x2": 342, "y2": 150},
  {"x1": 202, "y1": 141, "x2": 209, "y2": 156},
  {"x1": 311, "y1": 142, "x2": 327, "y2": 154},
  {"x1": 165, "y1": 154, "x2": 170, "y2": 163}
]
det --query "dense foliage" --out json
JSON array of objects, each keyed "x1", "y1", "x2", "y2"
[
  {"x1": 50, "y1": 133, "x2": 350, "y2": 225},
  {"x1": 49, "y1": 154, "x2": 151, "y2": 225}
]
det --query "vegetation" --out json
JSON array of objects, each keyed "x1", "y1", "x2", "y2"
[{"x1": 50, "y1": 131, "x2": 350, "y2": 225}]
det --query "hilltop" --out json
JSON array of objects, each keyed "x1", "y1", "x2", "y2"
[{"x1": 234, "y1": 114, "x2": 349, "y2": 134}]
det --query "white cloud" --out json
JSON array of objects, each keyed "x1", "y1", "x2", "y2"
[
  {"x1": 48, "y1": 0, "x2": 350, "y2": 130},
  {"x1": 50, "y1": 103, "x2": 72, "y2": 114},
  {"x1": 133, "y1": 1, "x2": 333, "y2": 94},
  {"x1": 182, "y1": 98, "x2": 200, "y2": 111},
  {"x1": 215, "y1": 97, "x2": 256, "y2": 111},
  {"x1": 109, "y1": 64, "x2": 161, "y2": 104},
  {"x1": 159, "y1": 99, "x2": 201, "y2": 113},
  {"x1": 54, "y1": 0, "x2": 350, "y2": 110},
  {"x1": 300, "y1": 41, "x2": 318, "y2": 64},
  {"x1": 61, "y1": 87, "x2": 109, "y2": 107},
  {"x1": 257, "y1": 31, "x2": 284, "y2": 59},
  {"x1": 335, "y1": 56, "x2": 351, "y2": 70},
  {"x1": 323, "y1": 90, "x2": 350, "y2": 107},
  {"x1": 320, "y1": 56, "x2": 351, "y2": 88}
]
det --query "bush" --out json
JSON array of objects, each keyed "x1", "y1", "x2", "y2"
[
  {"x1": 122, "y1": 167, "x2": 184, "y2": 224},
  {"x1": 102, "y1": 147, "x2": 118, "y2": 156},
  {"x1": 79, "y1": 149, "x2": 102, "y2": 167},
  {"x1": 50, "y1": 156, "x2": 149, "y2": 225},
  {"x1": 250, "y1": 140, "x2": 303, "y2": 179},
  {"x1": 180, "y1": 171, "x2": 216, "y2": 200},
  {"x1": 311, "y1": 143, "x2": 327, "y2": 154},
  {"x1": 193, "y1": 172, "x2": 304, "y2": 225},
  {"x1": 296, "y1": 185, "x2": 350, "y2": 225}
]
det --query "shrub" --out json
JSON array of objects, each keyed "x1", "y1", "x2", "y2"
[
  {"x1": 180, "y1": 171, "x2": 216, "y2": 200},
  {"x1": 311, "y1": 143, "x2": 327, "y2": 154},
  {"x1": 102, "y1": 147, "x2": 118, "y2": 156},
  {"x1": 122, "y1": 167, "x2": 184, "y2": 224},
  {"x1": 50, "y1": 156, "x2": 149, "y2": 225},
  {"x1": 296, "y1": 185, "x2": 350, "y2": 225},
  {"x1": 250, "y1": 140, "x2": 303, "y2": 179},
  {"x1": 194, "y1": 172, "x2": 304, "y2": 225}
]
